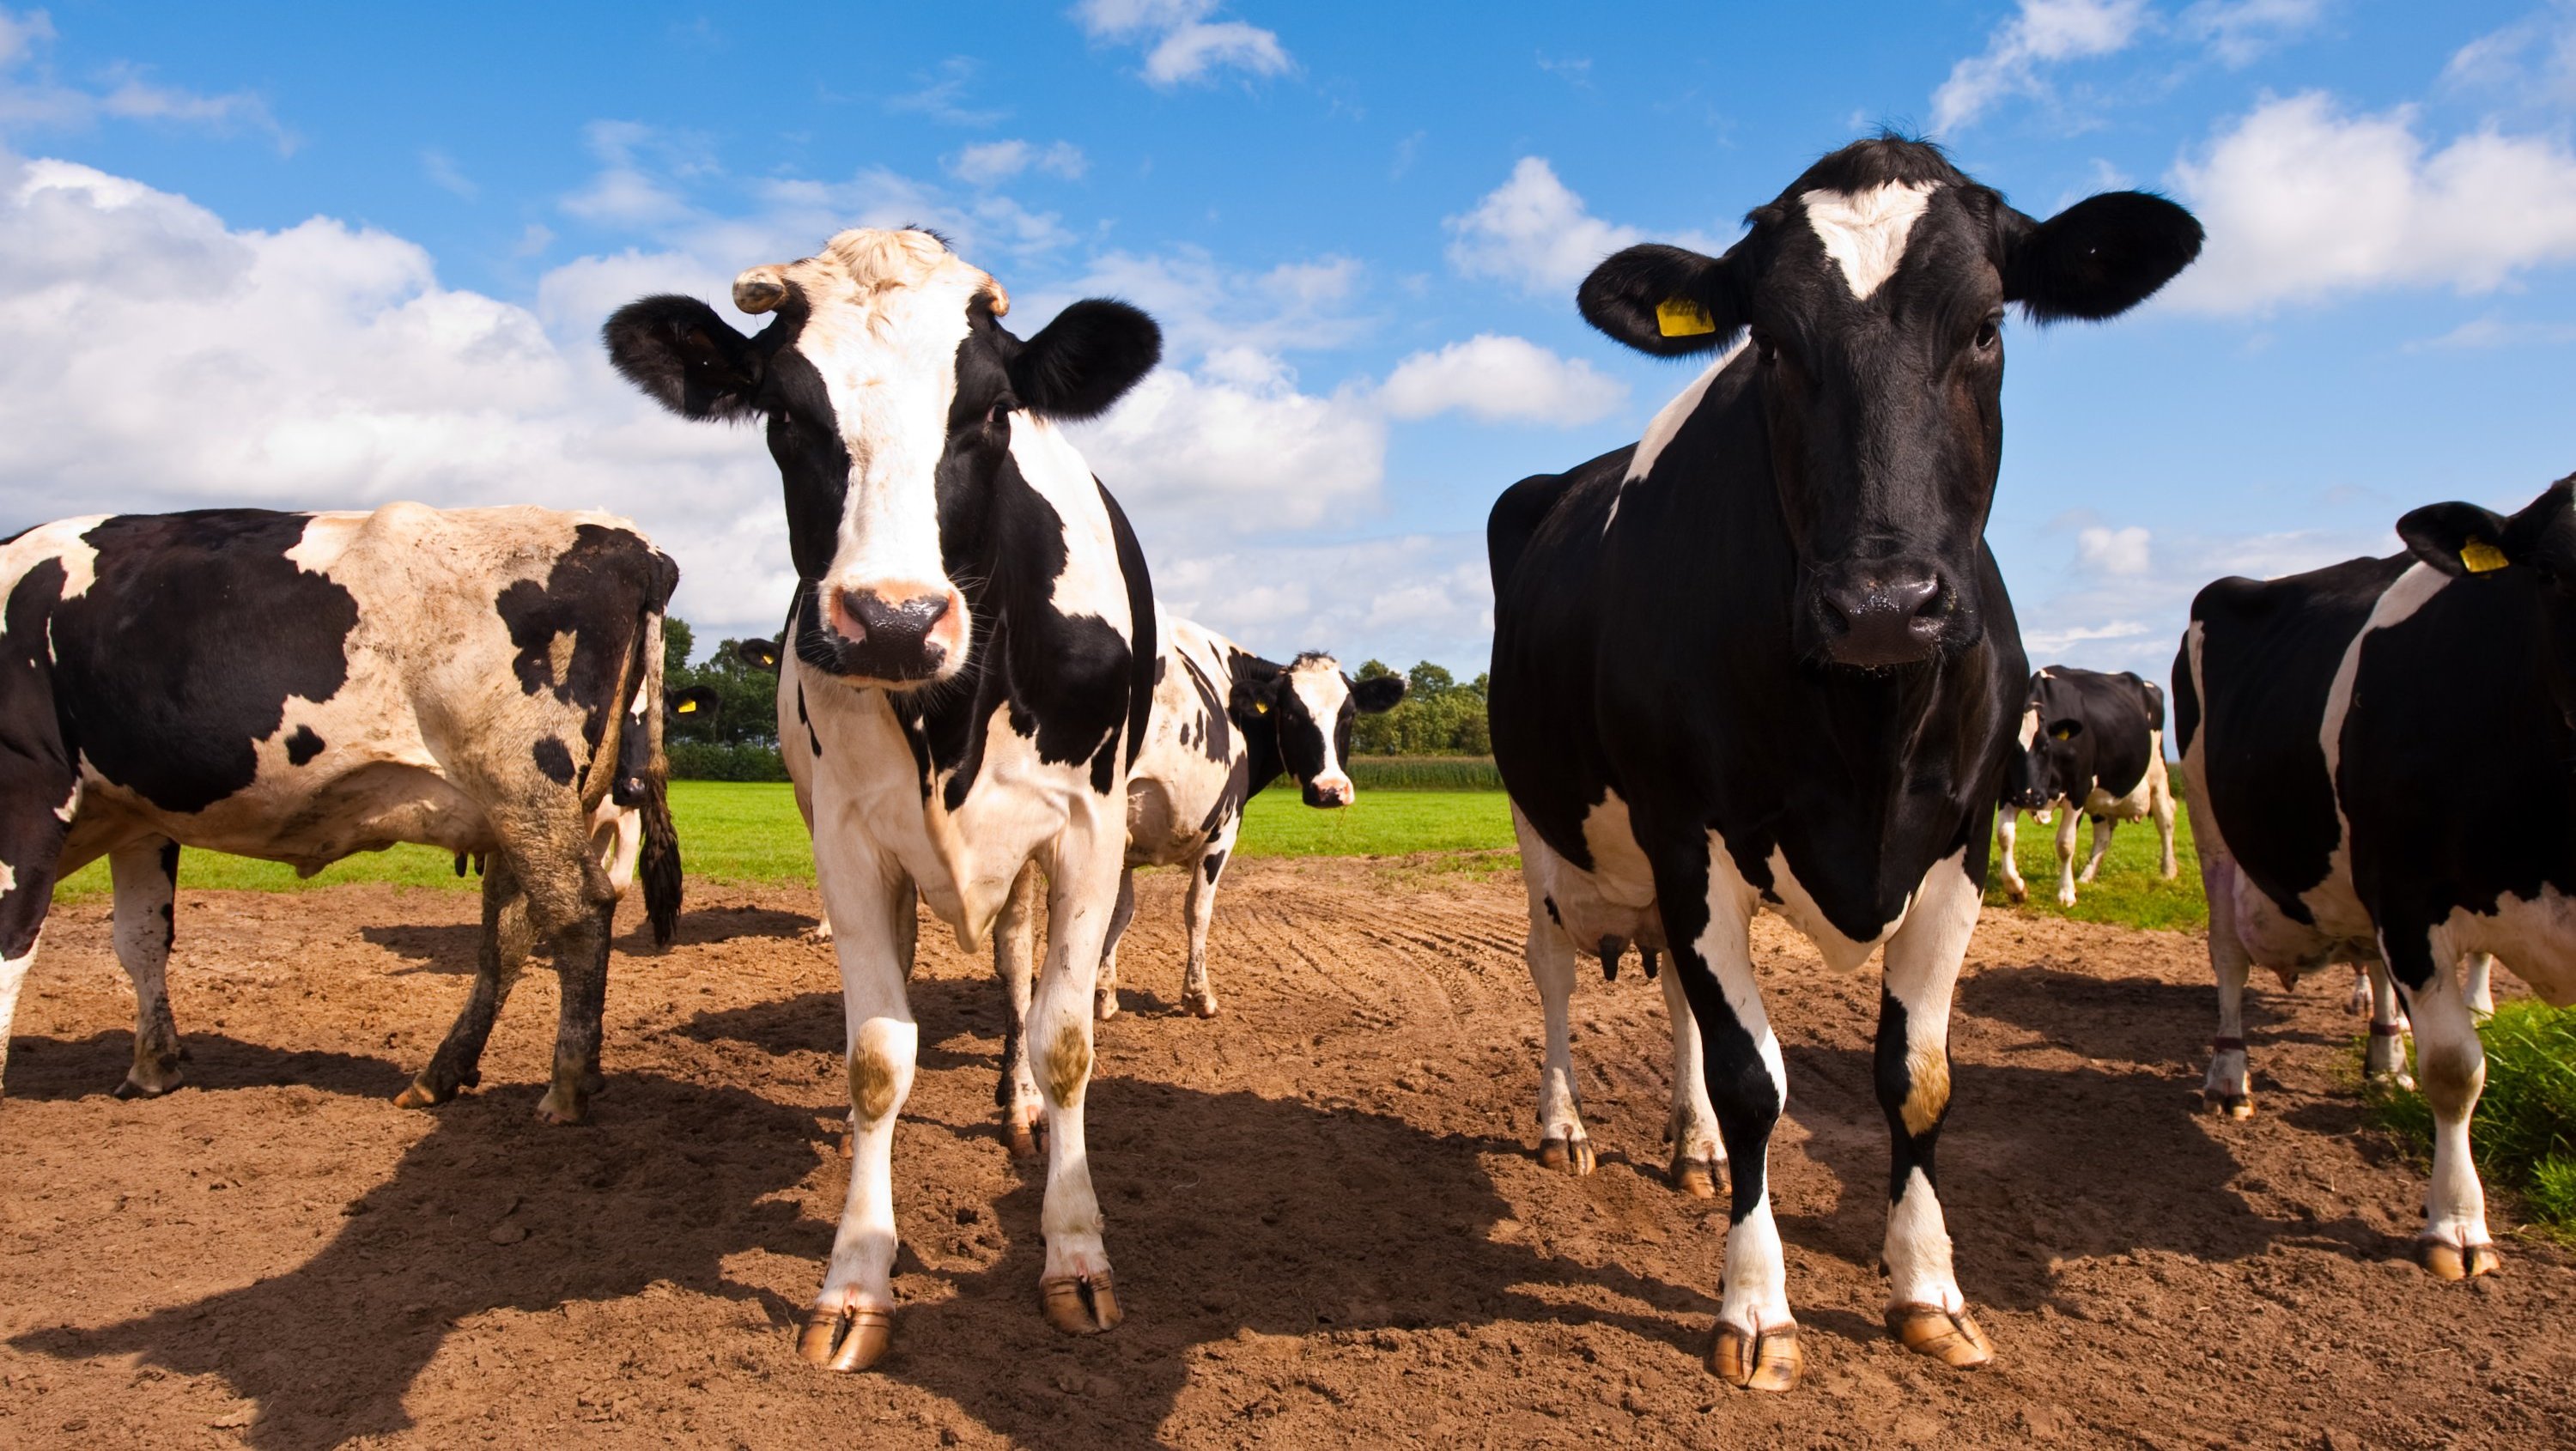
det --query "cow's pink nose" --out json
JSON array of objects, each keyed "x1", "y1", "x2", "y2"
[{"x1": 827, "y1": 586, "x2": 961, "y2": 682}]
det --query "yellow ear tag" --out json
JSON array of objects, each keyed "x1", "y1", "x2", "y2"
[
  {"x1": 677, "y1": 700, "x2": 698, "y2": 713},
  {"x1": 2049, "y1": 726, "x2": 2075, "y2": 741},
  {"x1": 1656, "y1": 298, "x2": 1716, "y2": 337},
  {"x1": 1255, "y1": 700, "x2": 1270, "y2": 714},
  {"x1": 2461, "y1": 539, "x2": 2509, "y2": 574}
]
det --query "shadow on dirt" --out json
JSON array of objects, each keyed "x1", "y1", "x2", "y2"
[{"x1": 4, "y1": 1030, "x2": 414, "y2": 1103}]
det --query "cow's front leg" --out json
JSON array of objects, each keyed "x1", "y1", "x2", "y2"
[
  {"x1": 1995, "y1": 810, "x2": 2026, "y2": 902},
  {"x1": 1033, "y1": 820, "x2": 1127, "y2": 1336},
  {"x1": 1177, "y1": 829, "x2": 1233, "y2": 1018},
  {"x1": 2462, "y1": 951, "x2": 2495, "y2": 1018},
  {"x1": 2079, "y1": 815, "x2": 2116, "y2": 885},
  {"x1": 1094, "y1": 866, "x2": 1135, "y2": 1022},
  {"x1": 401, "y1": 858, "x2": 533, "y2": 1109},
  {"x1": 0, "y1": 760, "x2": 73, "y2": 1102},
  {"x1": 1874, "y1": 848, "x2": 1993, "y2": 1370},
  {"x1": 801, "y1": 844, "x2": 920, "y2": 1372},
  {"x1": 1658, "y1": 958, "x2": 1723, "y2": 1198},
  {"x1": 2388, "y1": 929, "x2": 2498, "y2": 1279},
  {"x1": 2362, "y1": 958, "x2": 2413, "y2": 1088},
  {"x1": 993, "y1": 861, "x2": 1046, "y2": 1158},
  {"x1": 2052, "y1": 807, "x2": 2081, "y2": 907},
  {"x1": 108, "y1": 838, "x2": 185, "y2": 1099},
  {"x1": 2201, "y1": 857, "x2": 2257, "y2": 1118}
]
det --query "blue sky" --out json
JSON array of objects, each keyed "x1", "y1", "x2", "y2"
[{"x1": 1, "y1": 2, "x2": 2572, "y2": 677}]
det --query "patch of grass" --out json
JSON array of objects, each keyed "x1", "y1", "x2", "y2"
[
  {"x1": 1982, "y1": 796, "x2": 2206, "y2": 932},
  {"x1": 1236, "y1": 789, "x2": 1516, "y2": 858},
  {"x1": 2367, "y1": 1000, "x2": 2576, "y2": 1238},
  {"x1": 1347, "y1": 756, "x2": 1504, "y2": 791}
]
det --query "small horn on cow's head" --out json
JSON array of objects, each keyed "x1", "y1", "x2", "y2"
[
  {"x1": 983, "y1": 280, "x2": 1010, "y2": 319},
  {"x1": 733, "y1": 267, "x2": 790, "y2": 315}
]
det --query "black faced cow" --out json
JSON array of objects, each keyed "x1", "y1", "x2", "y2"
[
  {"x1": 1996, "y1": 666, "x2": 2178, "y2": 906},
  {"x1": 0, "y1": 504, "x2": 683, "y2": 1125},
  {"x1": 607, "y1": 229, "x2": 1162, "y2": 1372},
  {"x1": 1488, "y1": 136, "x2": 2199, "y2": 1390},
  {"x1": 2178, "y1": 475, "x2": 2576, "y2": 1283}
]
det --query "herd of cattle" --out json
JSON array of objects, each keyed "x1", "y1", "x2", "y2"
[{"x1": 0, "y1": 135, "x2": 2565, "y2": 1395}]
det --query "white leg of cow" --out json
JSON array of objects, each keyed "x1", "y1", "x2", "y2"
[
  {"x1": 2462, "y1": 951, "x2": 2495, "y2": 1018},
  {"x1": 2342, "y1": 962, "x2": 2371, "y2": 1017},
  {"x1": 109, "y1": 838, "x2": 185, "y2": 1099},
  {"x1": 1996, "y1": 810, "x2": 2026, "y2": 903},
  {"x1": 799, "y1": 835, "x2": 920, "y2": 1373},
  {"x1": 2363, "y1": 958, "x2": 2414, "y2": 1088},
  {"x1": 1523, "y1": 895, "x2": 1591, "y2": 1175},
  {"x1": 2079, "y1": 815, "x2": 2116, "y2": 885},
  {"x1": 993, "y1": 861, "x2": 1046, "y2": 1159},
  {"x1": 2390, "y1": 938, "x2": 2499, "y2": 1279},
  {"x1": 2201, "y1": 857, "x2": 2257, "y2": 1118},
  {"x1": 1031, "y1": 816, "x2": 1127, "y2": 1336},
  {"x1": 1177, "y1": 825, "x2": 1236, "y2": 1019},
  {"x1": 2148, "y1": 764, "x2": 2179, "y2": 881},
  {"x1": 0, "y1": 762, "x2": 73, "y2": 1101},
  {"x1": 1659, "y1": 959, "x2": 1724, "y2": 1198},
  {"x1": 1876, "y1": 848, "x2": 1994, "y2": 1369},
  {"x1": 2053, "y1": 807, "x2": 2081, "y2": 907},
  {"x1": 1094, "y1": 867, "x2": 1135, "y2": 1022},
  {"x1": 1670, "y1": 852, "x2": 1795, "y2": 1390}
]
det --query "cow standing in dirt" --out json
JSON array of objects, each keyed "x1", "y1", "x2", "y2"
[
  {"x1": 1488, "y1": 136, "x2": 2200, "y2": 1390},
  {"x1": 0, "y1": 504, "x2": 683, "y2": 1125},
  {"x1": 1996, "y1": 667, "x2": 2178, "y2": 907},
  {"x1": 608, "y1": 228, "x2": 1163, "y2": 1371}
]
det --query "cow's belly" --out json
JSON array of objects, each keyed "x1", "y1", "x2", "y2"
[
  {"x1": 1748, "y1": 845, "x2": 1891, "y2": 974},
  {"x1": 2214, "y1": 861, "x2": 2366, "y2": 971},
  {"x1": 2438, "y1": 889, "x2": 2576, "y2": 1006},
  {"x1": 1121, "y1": 775, "x2": 1204, "y2": 869},
  {"x1": 1512, "y1": 795, "x2": 1663, "y2": 954},
  {"x1": 71, "y1": 760, "x2": 488, "y2": 872}
]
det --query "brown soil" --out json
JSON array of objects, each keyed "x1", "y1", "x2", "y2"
[{"x1": 3, "y1": 859, "x2": 2570, "y2": 1449}]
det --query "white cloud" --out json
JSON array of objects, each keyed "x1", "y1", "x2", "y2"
[
  {"x1": 884, "y1": 56, "x2": 1008, "y2": 127},
  {"x1": 1145, "y1": 533, "x2": 1492, "y2": 667},
  {"x1": 2407, "y1": 314, "x2": 2576, "y2": 350},
  {"x1": 421, "y1": 148, "x2": 477, "y2": 200},
  {"x1": 2181, "y1": 0, "x2": 2330, "y2": 67},
  {"x1": 1377, "y1": 334, "x2": 1625, "y2": 426},
  {"x1": 1930, "y1": 0, "x2": 2150, "y2": 133},
  {"x1": 1066, "y1": 350, "x2": 1384, "y2": 532},
  {"x1": 0, "y1": 9, "x2": 294, "y2": 151},
  {"x1": 1072, "y1": 0, "x2": 1293, "y2": 88},
  {"x1": 559, "y1": 121, "x2": 702, "y2": 226},
  {"x1": 947, "y1": 138, "x2": 1088, "y2": 186},
  {"x1": 2442, "y1": 4, "x2": 2576, "y2": 111},
  {"x1": 2020, "y1": 619, "x2": 2149, "y2": 656},
  {"x1": 1444, "y1": 157, "x2": 1643, "y2": 296},
  {"x1": 1040, "y1": 246, "x2": 1369, "y2": 358},
  {"x1": 2076, "y1": 525, "x2": 2153, "y2": 575},
  {"x1": 2163, "y1": 92, "x2": 2576, "y2": 311}
]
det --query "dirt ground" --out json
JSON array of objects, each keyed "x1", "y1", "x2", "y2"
[{"x1": 3, "y1": 859, "x2": 2570, "y2": 1450}]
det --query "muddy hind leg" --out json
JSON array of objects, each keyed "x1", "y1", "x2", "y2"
[
  {"x1": 1177, "y1": 829, "x2": 1233, "y2": 1019},
  {"x1": 399, "y1": 858, "x2": 534, "y2": 1110},
  {"x1": 2361, "y1": 958, "x2": 2414, "y2": 1089},
  {"x1": 109, "y1": 838, "x2": 185, "y2": 1098},
  {"x1": 1094, "y1": 866, "x2": 1136, "y2": 1022},
  {"x1": 993, "y1": 861, "x2": 1047, "y2": 1158}
]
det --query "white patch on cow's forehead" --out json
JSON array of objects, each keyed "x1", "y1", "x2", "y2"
[
  {"x1": 1800, "y1": 180, "x2": 1938, "y2": 301},
  {"x1": 2016, "y1": 704, "x2": 2041, "y2": 751}
]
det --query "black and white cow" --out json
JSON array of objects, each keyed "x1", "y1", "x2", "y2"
[
  {"x1": 606, "y1": 229, "x2": 1163, "y2": 1371},
  {"x1": 1996, "y1": 666, "x2": 2178, "y2": 906},
  {"x1": 1488, "y1": 137, "x2": 2199, "y2": 1390},
  {"x1": 2178, "y1": 475, "x2": 2576, "y2": 1282},
  {"x1": 1084, "y1": 620, "x2": 1405, "y2": 1023},
  {"x1": 0, "y1": 505, "x2": 684, "y2": 1125}
]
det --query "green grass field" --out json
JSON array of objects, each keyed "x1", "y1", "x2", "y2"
[{"x1": 1984, "y1": 800, "x2": 2207, "y2": 932}]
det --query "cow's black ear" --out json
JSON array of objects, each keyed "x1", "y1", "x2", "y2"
[
  {"x1": 1011, "y1": 299, "x2": 1162, "y2": 421},
  {"x1": 667, "y1": 684, "x2": 721, "y2": 721},
  {"x1": 2002, "y1": 191, "x2": 2204, "y2": 322},
  {"x1": 2398, "y1": 501, "x2": 2515, "y2": 578},
  {"x1": 1351, "y1": 675, "x2": 1407, "y2": 713},
  {"x1": 1578, "y1": 244, "x2": 1743, "y2": 357},
  {"x1": 1229, "y1": 670, "x2": 1281, "y2": 722},
  {"x1": 732, "y1": 637, "x2": 782, "y2": 672},
  {"x1": 605, "y1": 295, "x2": 764, "y2": 421},
  {"x1": 2046, "y1": 718, "x2": 2084, "y2": 742}
]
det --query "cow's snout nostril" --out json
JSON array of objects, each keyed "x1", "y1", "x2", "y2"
[
  {"x1": 830, "y1": 588, "x2": 956, "y2": 681},
  {"x1": 1820, "y1": 570, "x2": 1948, "y2": 667}
]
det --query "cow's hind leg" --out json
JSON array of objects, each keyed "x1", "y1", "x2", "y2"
[
  {"x1": 0, "y1": 764, "x2": 72, "y2": 1101},
  {"x1": 2079, "y1": 815, "x2": 2116, "y2": 885},
  {"x1": 2343, "y1": 962, "x2": 2371, "y2": 1017},
  {"x1": 2362, "y1": 958, "x2": 2413, "y2": 1089},
  {"x1": 1996, "y1": 810, "x2": 2026, "y2": 902},
  {"x1": 1527, "y1": 902, "x2": 1591, "y2": 1175},
  {"x1": 1660, "y1": 957, "x2": 1725, "y2": 1198},
  {"x1": 2200, "y1": 857, "x2": 2257, "y2": 1118},
  {"x1": 1177, "y1": 828, "x2": 1234, "y2": 1018},
  {"x1": 109, "y1": 838, "x2": 185, "y2": 1098},
  {"x1": 400, "y1": 858, "x2": 534, "y2": 1110},
  {"x1": 2388, "y1": 927, "x2": 2498, "y2": 1278},
  {"x1": 993, "y1": 861, "x2": 1046, "y2": 1158},
  {"x1": 1093, "y1": 866, "x2": 1135, "y2": 1022},
  {"x1": 513, "y1": 827, "x2": 618, "y2": 1126},
  {"x1": 2052, "y1": 808, "x2": 2081, "y2": 907},
  {"x1": 1030, "y1": 821, "x2": 1128, "y2": 1337},
  {"x1": 1874, "y1": 849, "x2": 1993, "y2": 1370}
]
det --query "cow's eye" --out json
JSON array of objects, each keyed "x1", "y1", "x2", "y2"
[
  {"x1": 1973, "y1": 313, "x2": 2002, "y2": 351},
  {"x1": 1752, "y1": 330, "x2": 1780, "y2": 366},
  {"x1": 986, "y1": 398, "x2": 1015, "y2": 426}
]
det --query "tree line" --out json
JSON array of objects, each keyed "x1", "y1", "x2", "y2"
[{"x1": 658, "y1": 620, "x2": 1493, "y2": 776}]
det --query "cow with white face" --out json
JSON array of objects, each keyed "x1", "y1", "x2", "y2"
[
  {"x1": 1996, "y1": 666, "x2": 2178, "y2": 907},
  {"x1": 607, "y1": 229, "x2": 1162, "y2": 1372}
]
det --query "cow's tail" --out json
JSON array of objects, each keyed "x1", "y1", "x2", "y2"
[{"x1": 630, "y1": 560, "x2": 683, "y2": 948}]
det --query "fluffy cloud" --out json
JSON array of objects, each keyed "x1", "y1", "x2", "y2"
[
  {"x1": 1144, "y1": 533, "x2": 1492, "y2": 667},
  {"x1": 1377, "y1": 334, "x2": 1625, "y2": 425},
  {"x1": 2076, "y1": 525, "x2": 2153, "y2": 575},
  {"x1": 2442, "y1": 5, "x2": 2576, "y2": 111},
  {"x1": 2163, "y1": 92, "x2": 2576, "y2": 311},
  {"x1": 947, "y1": 139, "x2": 1088, "y2": 186},
  {"x1": 1072, "y1": 0, "x2": 1293, "y2": 88},
  {"x1": 0, "y1": 5, "x2": 292, "y2": 150},
  {"x1": 2180, "y1": 0, "x2": 2330, "y2": 68},
  {"x1": 1066, "y1": 349, "x2": 1384, "y2": 531},
  {"x1": 1443, "y1": 157, "x2": 1643, "y2": 296},
  {"x1": 1931, "y1": 0, "x2": 2150, "y2": 133}
]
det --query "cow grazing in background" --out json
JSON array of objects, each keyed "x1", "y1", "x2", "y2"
[
  {"x1": 2178, "y1": 475, "x2": 2576, "y2": 1282},
  {"x1": 1996, "y1": 666, "x2": 2178, "y2": 906},
  {"x1": 607, "y1": 228, "x2": 1163, "y2": 1371},
  {"x1": 0, "y1": 505, "x2": 684, "y2": 1126},
  {"x1": 1489, "y1": 136, "x2": 2200, "y2": 1389}
]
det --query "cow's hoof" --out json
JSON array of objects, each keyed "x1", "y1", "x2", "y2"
[
  {"x1": 797, "y1": 1304, "x2": 891, "y2": 1372},
  {"x1": 1094, "y1": 989, "x2": 1120, "y2": 1022},
  {"x1": 2056, "y1": 891, "x2": 2078, "y2": 908},
  {"x1": 1708, "y1": 1321, "x2": 1801, "y2": 1392},
  {"x1": 2416, "y1": 1236, "x2": 2502, "y2": 1281},
  {"x1": 1885, "y1": 1303, "x2": 1994, "y2": 1369},
  {"x1": 534, "y1": 1088, "x2": 590, "y2": 1126},
  {"x1": 1672, "y1": 1156, "x2": 1720, "y2": 1199},
  {"x1": 1182, "y1": 993, "x2": 1220, "y2": 1019},
  {"x1": 113, "y1": 1067, "x2": 185, "y2": 1100},
  {"x1": 1538, "y1": 1133, "x2": 1595, "y2": 1175},
  {"x1": 1040, "y1": 1272, "x2": 1122, "y2": 1335},
  {"x1": 2205, "y1": 1090, "x2": 2254, "y2": 1120},
  {"x1": 393, "y1": 1078, "x2": 451, "y2": 1110},
  {"x1": 2366, "y1": 1069, "x2": 2417, "y2": 1092},
  {"x1": 1005, "y1": 1110, "x2": 1044, "y2": 1160},
  {"x1": 2005, "y1": 883, "x2": 2027, "y2": 903}
]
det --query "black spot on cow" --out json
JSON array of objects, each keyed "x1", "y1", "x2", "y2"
[
  {"x1": 495, "y1": 524, "x2": 678, "y2": 755},
  {"x1": 532, "y1": 736, "x2": 577, "y2": 786},
  {"x1": 1542, "y1": 895, "x2": 1560, "y2": 924},
  {"x1": 1178, "y1": 653, "x2": 1233, "y2": 766},
  {"x1": 283, "y1": 726, "x2": 325, "y2": 766},
  {"x1": 49, "y1": 512, "x2": 359, "y2": 816},
  {"x1": 1202, "y1": 848, "x2": 1227, "y2": 883}
]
